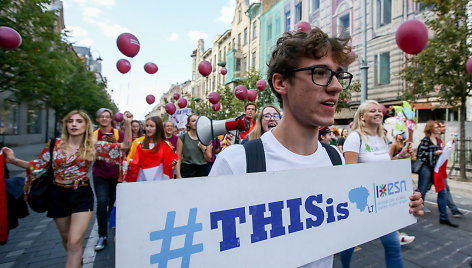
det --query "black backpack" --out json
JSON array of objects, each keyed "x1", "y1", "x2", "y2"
[{"x1": 243, "y1": 138, "x2": 342, "y2": 173}]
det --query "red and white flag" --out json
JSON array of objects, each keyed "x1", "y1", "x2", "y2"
[
  {"x1": 125, "y1": 141, "x2": 178, "y2": 182},
  {"x1": 0, "y1": 152, "x2": 8, "y2": 243},
  {"x1": 433, "y1": 139, "x2": 454, "y2": 192}
]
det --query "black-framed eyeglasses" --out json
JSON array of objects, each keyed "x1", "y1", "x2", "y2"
[
  {"x1": 262, "y1": 113, "x2": 281, "y2": 121},
  {"x1": 288, "y1": 65, "x2": 353, "y2": 90}
]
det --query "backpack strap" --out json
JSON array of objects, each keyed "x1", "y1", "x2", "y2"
[
  {"x1": 320, "y1": 142, "x2": 342, "y2": 166},
  {"x1": 48, "y1": 138, "x2": 56, "y2": 168},
  {"x1": 243, "y1": 138, "x2": 266, "y2": 173}
]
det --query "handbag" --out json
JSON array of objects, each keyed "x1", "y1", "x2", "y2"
[
  {"x1": 27, "y1": 138, "x2": 56, "y2": 213},
  {"x1": 411, "y1": 159, "x2": 423, "y2": 174}
]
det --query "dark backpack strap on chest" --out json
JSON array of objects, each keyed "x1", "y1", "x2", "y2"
[
  {"x1": 320, "y1": 142, "x2": 342, "y2": 166},
  {"x1": 243, "y1": 138, "x2": 266, "y2": 173}
]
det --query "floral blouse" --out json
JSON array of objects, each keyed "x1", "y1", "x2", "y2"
[{"x1": 26, "y1": 139, "x2": 126, "y2": 191}]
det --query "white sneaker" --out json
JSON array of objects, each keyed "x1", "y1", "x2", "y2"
[
  {"x1": 94, "y1": 236, "x2": 107, "y2": 251},
  {"x1": 399, "y1": 233, "x2": 415, "y2": 246},
  {"x1": 423, "y1": 207, "x2": 431, "y2": 213}
]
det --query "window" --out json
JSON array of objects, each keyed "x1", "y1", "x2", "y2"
[
  {"x1": 1, "y1": 100, "x2": 18, "y2": 135},
  {"x1": 253, "y1": 22, "x2": 257, "y2": 39},
  {"x1": 311, "y1": 0, "x2": 320, "y2": 12},
  {"x1": 285, "y1": 11, "x2": 291, "y2": 32},
  {"x1": 27, "y1": 108, "x2": 41, "y2": 134},
  {"x1": 244, "y1": 28, "x2": 248, "y2": 44},
  {"x1": 374, "y1": 52, "x2": 390, "y2": 85},
  {"x1": 252, "y1": 51, "x2": 257, "y2": 69},
  {"x1": 235, "y1": 58, "x2": 241, "y2": 72},
  {"x1": 376, "y1": 0, "x2": 391, "y2": 27},
  {"x1": 295, "y1": 2, "x2": 302, "y2": 23},
  {"x1": 242, "y1": 56, "x2": 247, "y2": 73},
  {"x1": 238, "y1": 33, "x2": 241, "y2": 49},
  {"x1": 267, "y1": 23, "x2": 272, "y2": 40},
  {"x1": 245, "y1": 0, "x2": 249, "y2": 5},
  {"x1": 223, "y1": 46, "x2": 227, "y2": 60},
  {"x1": 232, "y1": 38, "x2": 235, "y2": 49},
  {"x1": 338, "y1": 13, "x2": 350, "y2": 38}
]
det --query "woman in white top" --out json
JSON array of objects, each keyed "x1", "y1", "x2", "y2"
[{"x1": 340, "y1": 100, "x2": 412, "y2": 268}]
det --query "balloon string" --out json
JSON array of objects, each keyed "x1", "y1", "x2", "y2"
[{"x1": 127, "y1": 58, "x2": 133, "y2": 107}]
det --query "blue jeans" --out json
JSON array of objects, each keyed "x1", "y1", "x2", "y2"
[
  {"x1": 417, "y1": 165, "x2": 449, "y2": 220},
  {"x1": 340, "y1": 231, "x2": 403, "y2": 268}
]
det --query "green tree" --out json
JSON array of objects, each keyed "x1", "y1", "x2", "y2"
[{"x1": 400, "y1": 0, "x2": 471, "y2": 180}]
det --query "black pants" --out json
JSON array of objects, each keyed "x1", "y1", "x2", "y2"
[
  {"x1": 93, "y1": 176, "x2": 117, "y2": 237},
  {"x1": 181, "y1": 163, "x2": 209, "y2": 178}
]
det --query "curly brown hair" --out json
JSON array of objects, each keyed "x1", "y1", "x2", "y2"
[{"x1": 267, "y1": 27, "x2": 351, "y2": 108}]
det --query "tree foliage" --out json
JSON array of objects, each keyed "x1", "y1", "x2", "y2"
[
  {"x1": 0, "y1": 0, "x2": 117, "y2": 121},
  {"x1": 399, "y1": 0, "x2": 471, "y2": 179}
]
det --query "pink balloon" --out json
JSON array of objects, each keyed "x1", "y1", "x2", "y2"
[
  {"x1": 116, "y1": 33, "x2": 140, "y2": 57},
  {"x1": 212, "y1": 103, "x2": 221, "y2": 112},
  {"x1": 198, "y1": 60, "x2": 212, "y2": 77},
  {"x1": 256, "y1": 80, "x2": 267, "y2": 91},
  {"x1": 116, "y1": 59, "x2": 131, "y2": 74},
  {"x1": 178, "y1": 98, "x2": 187, "y2": 108},
  {"x1": 165, "y1": 103, "x2": 177, "y2": 115},
  {"x1": 395, "y1": 20, "x2": 428, "y2": 55},
  {"x1": 173, "y1": 93, "x2": 180, "y2": 100},
  {"x1": 114, "y1": 112, "x2": 123, "y2": 122},
  {"x1": 467, "y1": 57, "x2": 472, "y2": 74},
  {"x1": 220, "y1": 67, "x2": 227, "y2": 75},
  {"x1": 297, "y1": 21, "x2": 311, "y2": 33},
  {"x1": 146, "y1": 94, "x2": 155, "y2": 104},
  {"x1": 0, "y1": 26, "x2": 22, "y2": 49},
  {"x1": 235, "y1": 85, "x2": 248, "y2": 100},
  {"x1": 144, "y1": 62, "x2": 158, "y2": 74},
  {"x1": 247, "y1": 89, "x2": 257, "y2": 102},
  {"x1": 208, "y1": 92, "x2": 220, "y2": 104}
]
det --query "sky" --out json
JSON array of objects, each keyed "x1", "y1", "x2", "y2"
[{"x1": 62, "y1": 0, "x2": 236, "y2": 120}]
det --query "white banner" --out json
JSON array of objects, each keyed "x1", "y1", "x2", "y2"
[
  {"x1": 116, "y1": 159, "x2": 416, "y2": 268},
  {"x1": 169, "y1": 108, "x2": 191, "y2": 130}
]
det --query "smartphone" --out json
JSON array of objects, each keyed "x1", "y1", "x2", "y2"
[{"x1": 104, "y1": 132, "x2": 113, "y2": 136}]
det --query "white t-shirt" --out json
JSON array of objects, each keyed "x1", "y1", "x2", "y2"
[
  {"x1": 343, "y1": 131, "x2": 390, "y2": 163},
  {"x1": 209, "y1": 130, "x2": 345, "y2": 268}
]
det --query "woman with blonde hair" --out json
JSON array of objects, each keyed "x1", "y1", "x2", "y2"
[
  {"x1": 340, "y1": 100, "x2": 414, "y2": 268},
  {"x1": 2, "y1": 110, "x2": 132, "y2": 268},
  {"x1": 244, "y1": 105, "x2": 282, "y2": 143}
]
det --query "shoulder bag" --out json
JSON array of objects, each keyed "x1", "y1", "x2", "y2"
[{"x1": 27, "y1": 138, "x2": 56, "y2": 213}]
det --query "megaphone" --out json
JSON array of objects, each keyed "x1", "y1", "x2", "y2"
[{"x1": 196, "y1": 115, "x2": 249, "y2": 146}]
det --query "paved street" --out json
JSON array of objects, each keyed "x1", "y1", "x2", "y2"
[{"x1": 1, "y1": 142, "x2": 471, "y2": 268}]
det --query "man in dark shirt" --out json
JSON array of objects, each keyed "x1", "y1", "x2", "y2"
[{"x1": 92, "y1": 108, "x2": 124, "y2": 251}]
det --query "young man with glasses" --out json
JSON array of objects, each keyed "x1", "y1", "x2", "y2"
[
  {"x1": 209, "y1": 27, "x2": 424, "y2": 267},
  {"x1": 93, "y1": 108, "x2": 124, "y2": 251}
]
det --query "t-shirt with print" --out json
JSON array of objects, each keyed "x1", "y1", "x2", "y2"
[
  {"x1": 209, "y1": 129, "x2": 344, "y2": 268},
  {"x1": 342, "y1": 131, "x2": 390, "y2": 164}
]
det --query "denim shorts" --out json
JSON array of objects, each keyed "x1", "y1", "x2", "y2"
[{"x1": 47, "y1": 183, "x2": 94, "y2": 218}]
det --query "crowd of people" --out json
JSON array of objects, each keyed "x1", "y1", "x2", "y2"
[{"x1": 1, "y1": 26, "x2": 466, "y2": 268}]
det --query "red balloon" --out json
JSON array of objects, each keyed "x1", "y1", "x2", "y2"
[
  {"x1": 178, "y1": 98, "x2": 187, "y2": 108},
  {"x1": 114, "y1": 112, "x2": 123, "y2": 122},
  {"x1": 116, "y1": 59, "x2": 131, "y2": 74},
  {"x1": 220, "y1": 67, "x2": 227, "y2": 75},
  {"x1": 144, "y1": 62, "x2": 158, "y2": 74},
  {"x1": 146, "y1": 94, "x2": 155, "y2": 104},
  {"x1": 165, "y1": 103, "x2": 177, "y2": 115},
  {"x1": 198, "y1": 60, "x2": 212, "y2": 77},
  {"x1": 208, "y1": 92, "x2": 220, "y2": 104},
  {"x1": 467, "y1": 57, "x2": 472, "y2": 74},
  {"x1": 0, "y1": 26, "x2": 22, "y2": 49},
  {"x1": 256, "y1": 80, "x2": 267, "y2": 91},
  {"x1": 297, "y1": 21, "x2": 311, "y2": 33},
  {"x1": 173, "y1": 93, "x2": 180, "y2": 100},
  {"x1": 235, "y1": 85, "x2": 248, "y2": 100},
  {"x1": 116, "y1": 33, "x2": 140, "y2": 57},
  {"x1": 395, "y1": 20, "x2": 428, "y2": 55},
  {"x1": 212, "y1": 103, "x2": 221, "y2": 112},
  {"x1": 247, "y1": 89, "x2": 257, "y2": 102}
]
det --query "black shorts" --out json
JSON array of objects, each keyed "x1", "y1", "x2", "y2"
[
  {"x1": 47, "y1": 184, "x2": 94, "y2": 218},
  {"x1": 181, "y1": 163, "x2": 209, "y2": 178}
]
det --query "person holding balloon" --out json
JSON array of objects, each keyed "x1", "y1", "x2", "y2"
[
  {"x1": 2, "y1": 110, "x2": 133, "y2": 268},
  {"x1": 176, "y1": 114, "x2": 212, "y2": 178}
]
